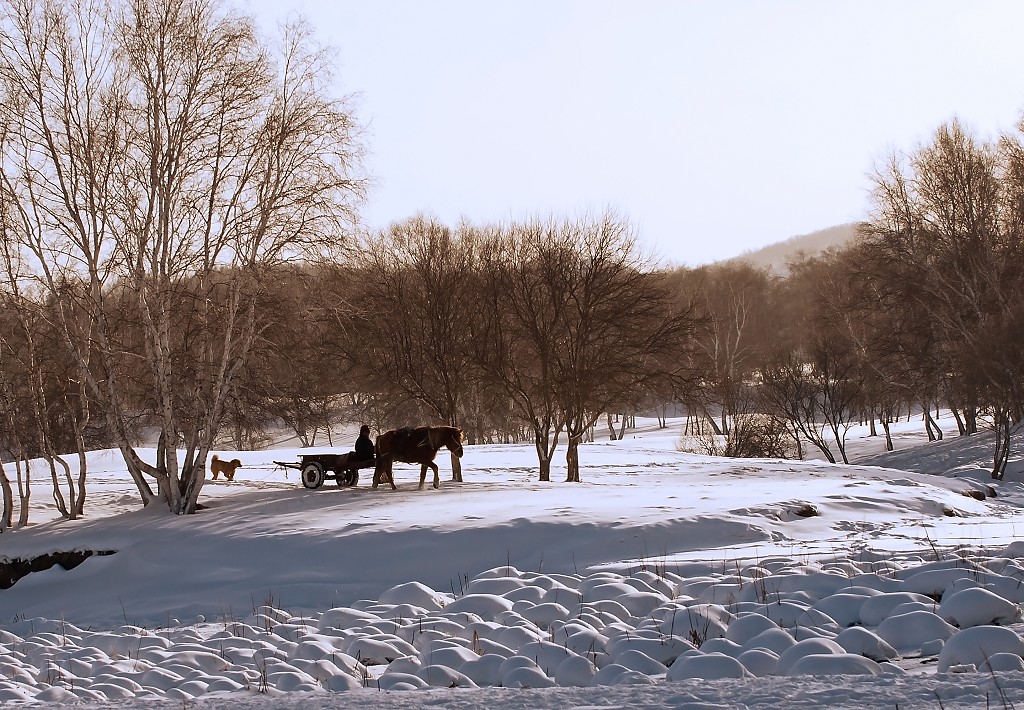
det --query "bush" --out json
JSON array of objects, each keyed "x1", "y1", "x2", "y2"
[{"x1": 685, "y1": 414, "x2": 795, "y2": 459}]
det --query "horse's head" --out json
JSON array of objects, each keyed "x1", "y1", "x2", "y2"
[{"x1": 446, "y1": 427, "x2": 464, "y2": 458}]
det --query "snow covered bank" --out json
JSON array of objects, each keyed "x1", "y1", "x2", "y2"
[{"x1": 3, "y1": 419, "x2": 1024, "y2": 707}]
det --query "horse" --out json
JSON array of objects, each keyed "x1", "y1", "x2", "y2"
[
  {"x1": 373, "y1": 425, "x2": 464, "y2": 490},
  {"x1": 210, "y1": 454, "x2": 242, "y2": 481}
]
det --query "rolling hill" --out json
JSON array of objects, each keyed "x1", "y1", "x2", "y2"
[{"x1": 723, "y1": 223, "x2": 859, "y2": 272}]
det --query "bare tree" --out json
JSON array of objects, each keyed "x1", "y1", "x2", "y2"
[
  {"x1": 0, "y1": 0, "x2": 364, "y2": 512},
  {"x1": 0, "y1": 461, "x2": 11, "y2": 529},
  {"x1": 555, "y1": 214, "x2": 703, "y2": 482},
  {"x1": 343, "y1": 215, "x2": 477, "y2": 481},
  {"x1": 469, "y1": 219, "x2": 566, "y2": 481},
  {"x1": 786, "y1": 253, "x2": 872, "y2": 463},
  {"x1": 238, "y1": 265, "x2": 352, "y2": 447},
  {"x1": 0, "y1": 222, "x2": 90, "y2": 519},
  {"x1": 0, "y1": 318, "x2": 27, "y2": 527},
  {"x1": 760, "y1": 355, "x2": 838, "y2": 463},
  {"x1": 673, "y1": 262, "x2": 774, "y2": 438},
  {"x1": 859, "y1": 119, "x2": 1024, "y2": 478},
  {"x1": 472, "y1": 213, "x2": 702, "y2": 482}
]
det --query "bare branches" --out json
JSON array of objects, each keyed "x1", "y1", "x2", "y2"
[
  {"x1": 859, "y1": 118, "x2": 1024, "y2": 478},
  {"x1": 471, "y1": 212, "x2": 702, "y2": 481},
  {"x1": 0, "y1": 0, "x2": 364, "y2": 512}
]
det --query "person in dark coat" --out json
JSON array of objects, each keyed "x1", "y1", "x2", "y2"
[{"x1": 352, "y1": 424, "x2": 375, "y2": 463}]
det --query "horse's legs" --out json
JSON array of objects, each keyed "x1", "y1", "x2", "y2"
[
  {"x1": 418, "y1": 464, "x2": 427, "y2": 491},
  {"x1": 430, "y1": 462, "x2": 440, "y2": 489},
  {"x1": 373, "y1": 458, "x2": 395, "y2": 490}
]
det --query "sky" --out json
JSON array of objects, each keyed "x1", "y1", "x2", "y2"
[
  {"x1": 6, "y1": 416, "x2": 1024, "y2": 706},
  {"x1": 245, "y1": 1, "x2": 1024, "y2": 266}
]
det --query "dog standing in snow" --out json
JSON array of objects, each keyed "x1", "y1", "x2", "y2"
[{"x1": 210, "y1": 454, "x2": 242, "y2": 481}]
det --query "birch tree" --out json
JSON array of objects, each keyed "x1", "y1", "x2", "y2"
[
  {"x1": 0, "y1": 0, "x2": 363, "y2": 512},
  {"x1": 675, "y1": 262, "x2": 774, "y2": 438}
]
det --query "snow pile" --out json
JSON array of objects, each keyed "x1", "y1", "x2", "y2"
[{"x1": 3, "y1": 546, "x2": 1024, "y2": 703}]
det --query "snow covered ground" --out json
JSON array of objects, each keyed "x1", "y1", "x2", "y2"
[{"x1": 4, "y1": 414, "x2": 1024, "y2": 708}]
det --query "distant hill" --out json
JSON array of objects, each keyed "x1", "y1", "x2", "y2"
[{"x1": 722, "y1": 223, "x2": 859, "y2": 272}]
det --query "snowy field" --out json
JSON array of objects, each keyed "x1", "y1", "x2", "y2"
[{"x1": 4, "y1": 415, "x2": 1024, "y2": 708}]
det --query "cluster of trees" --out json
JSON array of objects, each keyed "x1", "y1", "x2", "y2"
[
  {"x1": 236, "y1": 213, "x2": 703, "y2": 484},
  {"x1": 1, "y1": 0, "x2": 1020, "y2": 525},
  {"x1": 677, "y1": 118, "x2": 1024, "y2": 480},
  {"x1": 0, "y1": 0, "x2": 364, "y2": 520}
]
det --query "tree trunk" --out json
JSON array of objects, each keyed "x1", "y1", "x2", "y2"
[
  {"x1": 74, "y1": 449, "x2": 87, "y2": 518},
  {"x1": 55, "y1": 456, "x2": 77, "y2": 520},
  {"x1": 951, "y1": 406, "x2": 967, "y2": 435},
  {"x1": 0, "y1": 461, "x2": 12, "y2": 529},
  {"x1": 705, "y1": 412, "x2": 723, "y2": 436},
  {"x1": 16, "y1": 457, "x2": 29, "y2": 527},
  {"x1": 180, "y1": 456, "x2": 206, "y2": 515},
  {"x1": 606, "y1": 412, "x2": 618, "y2": 440},
  {"x1": 923, "y1": 404, "x2": 936, "y2": 441},
  {"x1": 827, "y1": 422, "x2": 850, "y2": 464},
  {"x1": 923, "y1": 407, "x2": 942, "y2": 441},
  {"x1": 881, "y1": 417, "x2": 893, "y2": 451},
  {"x1": 965, "y1": 405, "x2": 978, "y2": 435},
  {"x1": 538, "y1": 456, "x2": 551, "y2": 482},
  {"x1": 565, "y1": 434, "x2": 581, "y2": 482},
  {"x1": 46, "y1": 457, "x2": 70, "y2": 519},
  {"x1": 992, "y1": 411, "x2": 1011, "y2": 480},
  {"x1": 69, "y1": 387, "x2": 89, "y2": 517},
  {"x1": 534, "y1": 426, "x2": 552, "y2": 482},
  {"x1": 119, "y1": 444, "x2": 158, "y2": 506},
  {"x1": 616, "y1": 413, "x2": 628, "y2": 440}
]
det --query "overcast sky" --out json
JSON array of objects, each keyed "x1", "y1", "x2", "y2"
[{"x1": 249, "y1": 0, "x2": 1024, "y2": 267}]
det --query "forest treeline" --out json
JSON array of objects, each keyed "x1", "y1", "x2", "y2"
[{"x1": 0, "y1": 0, "x2": 1022, "y2": 523}]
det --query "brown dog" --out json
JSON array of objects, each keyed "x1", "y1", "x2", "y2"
[{"x1": 210, "y1": 454, "x2": 242, "y2": 481}]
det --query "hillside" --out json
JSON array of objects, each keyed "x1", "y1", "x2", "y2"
[{"x1": 723, "y1": 223, "x2": 858, "y2": 272}]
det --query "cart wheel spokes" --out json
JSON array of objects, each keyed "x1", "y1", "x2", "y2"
[{"x1": 301, "y1": 462, "x2": 326, "y2": 489}]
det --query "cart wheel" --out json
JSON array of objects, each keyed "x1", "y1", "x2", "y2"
[
  {"x1": 301, "y1": 462, "x2": 326, "y2": 489},
  {"x1": 336, "y1": 469, "x2": 359, "y2": 487}
]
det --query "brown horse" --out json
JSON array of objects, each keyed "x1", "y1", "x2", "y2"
[{"x1": 373, "y1": 426, "x2": 464, "y2": 490}]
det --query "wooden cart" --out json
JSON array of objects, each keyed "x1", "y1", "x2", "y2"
[{"x1": 273, "y1": 453, "x2": 375, "y2": 489}]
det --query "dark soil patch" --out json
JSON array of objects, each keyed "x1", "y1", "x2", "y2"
[{"x1": 0, "y1": 549, "x2": 117, "y2": 589}]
